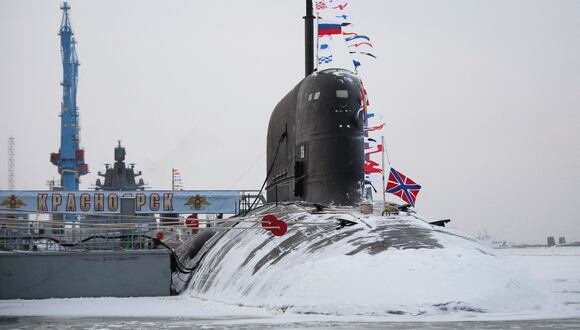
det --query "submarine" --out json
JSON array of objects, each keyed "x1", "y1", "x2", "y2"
[
  {"x1": 172, "y1": 0, "x2": 369, "y2": 288},
  {"x1": 171, "y1": 1, "x2": 551, "y2": 316}
]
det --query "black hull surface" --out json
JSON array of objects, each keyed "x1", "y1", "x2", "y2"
[{"x1": 266, "y1": 69, "x2": 365, "y2": 206}]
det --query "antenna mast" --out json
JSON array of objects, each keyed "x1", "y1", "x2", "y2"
[
  {"x1": 8, "y1": 137, "x2": 15, "y2": 190},
  {"x1": 304, "y1": 0, "x2": 315, "y2": 76}
]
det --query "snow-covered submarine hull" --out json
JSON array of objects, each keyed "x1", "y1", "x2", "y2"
[
  {"x1": 266, "y1": 69, "x2": 365, "y2": 206},
  {"x1": 173, "y1": 204, "x2": 552, "y2": 316}
]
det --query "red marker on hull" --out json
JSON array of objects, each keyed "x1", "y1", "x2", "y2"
[{"x1": 261, "y1": 215, "x2": 288, "y2": 236}]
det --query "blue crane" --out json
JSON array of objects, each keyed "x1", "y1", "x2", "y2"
[{"x1": 50, "y1": 1, "x2": 88, "y2": 191}]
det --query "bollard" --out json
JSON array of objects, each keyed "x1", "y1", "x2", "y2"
[{"x1": 360, "y1": 203, "x2": 373, "y2": 215}]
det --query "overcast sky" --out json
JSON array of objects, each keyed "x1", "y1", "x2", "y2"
[{"x1": 1, "y1": 0, "x2": 579, "y2": 243}]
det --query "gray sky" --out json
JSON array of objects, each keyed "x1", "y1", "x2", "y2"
[{"x1": 1, "y1": 0, "x2": 579, "y2": 243}]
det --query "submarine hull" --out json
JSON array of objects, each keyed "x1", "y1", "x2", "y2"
[{"x1": 175, "y1": 204, "x2": 552, "y2": 316}]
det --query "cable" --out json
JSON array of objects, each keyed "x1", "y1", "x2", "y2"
[
  {"x1": 244, "y1": 132, "x2": 287, "y2": 216},
  {"x1": 226, "y1": 151, "x2": 266, "y2": 190}
]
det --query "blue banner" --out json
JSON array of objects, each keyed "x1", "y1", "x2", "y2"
[{"x1": 0, "y1": 190, "x2": 241, "y2": 215}]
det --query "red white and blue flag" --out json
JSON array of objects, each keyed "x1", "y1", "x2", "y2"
[
  {"x1": 386, "y1": 168, "x2": 421, "y2": 207},
  {"x1": 318, "y1": 20, "x2": 343, "y2": 36}
]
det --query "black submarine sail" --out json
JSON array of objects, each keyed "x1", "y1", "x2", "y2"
[{"x1": 266, "y1": 0, "x2": 365, "y2": 205}]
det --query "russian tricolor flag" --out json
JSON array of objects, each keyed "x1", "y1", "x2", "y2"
[{"x1": 318, "y1": 20, "x2": 342, "y2": 36}]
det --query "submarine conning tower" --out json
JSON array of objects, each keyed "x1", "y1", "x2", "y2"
[{"x1": 266, "y1": 69, "x2": 365, "y2": 205}]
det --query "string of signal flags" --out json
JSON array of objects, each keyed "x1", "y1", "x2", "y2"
[{"x1": 315, "y1": 0, "x2": 422, "y2": 207}]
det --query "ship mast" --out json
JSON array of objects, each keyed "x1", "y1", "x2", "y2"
[{"x1": 304, "y1": 0, "x2": 315, "y2": 77}]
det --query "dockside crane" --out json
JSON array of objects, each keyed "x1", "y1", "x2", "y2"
[{"x1": 50, "y1": 1, "x2": 88, "y2": 191}]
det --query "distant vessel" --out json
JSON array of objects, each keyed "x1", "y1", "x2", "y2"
[
  {"x1": 476, "y1": 230, "x2": 508, "y2": 249},
  {"x1": 95, "y1": 141, "x2": 146, "y2": 191}
]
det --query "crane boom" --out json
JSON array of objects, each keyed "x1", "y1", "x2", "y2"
[{"x1": 50, "y1": 1, "x2": 88, "y2": 192}]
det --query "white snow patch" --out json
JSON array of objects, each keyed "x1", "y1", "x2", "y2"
[
  {"x1": 185, "y1": 212, "x2": 560, "y2": 317},
  {"x1": 0, "y1": 296, "x2": 270, "y2": 318}
]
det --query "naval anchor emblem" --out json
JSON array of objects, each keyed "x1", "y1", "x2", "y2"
[
  {"x1": 185, "y1": 194, "x2": 210, "y2": 210},
  {"x1": 0, "y1": 194, "x2": 26, "y2": 209}
]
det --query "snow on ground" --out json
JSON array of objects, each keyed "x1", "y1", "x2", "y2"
[
  {"x1": 499, "y1": 246, "x2": 580, "y2": 314},
  {"x1": 0, "y1": 295, "x2": 271, "y2": 319},
  {"x1": 1, "y1": 212, "x2": 579, "y2": 322}
]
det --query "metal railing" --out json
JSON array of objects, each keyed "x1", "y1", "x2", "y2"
[
  {"x1": 0, "y1": 216, "x2": 195, "y2": 252},
  {"x1": 236, "y1": 190, "x2": 266, "y2": 214}
]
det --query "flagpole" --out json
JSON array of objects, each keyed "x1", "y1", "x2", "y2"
[
  {"x1": 305, "y1": 0, "x2": 315, "y2": 76},
  {"x1": 315, "y1": 13, "x2": 319, "y2": 72},
  {"x1": 171, "y1": 168, "x2": 175, "y2": 191},
  {"x1": 381, "y1": 135, "x2": 386, "y2": 208},
  {"x1": 383, "y1": 132, "x2": 392, "y2": 166}
]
